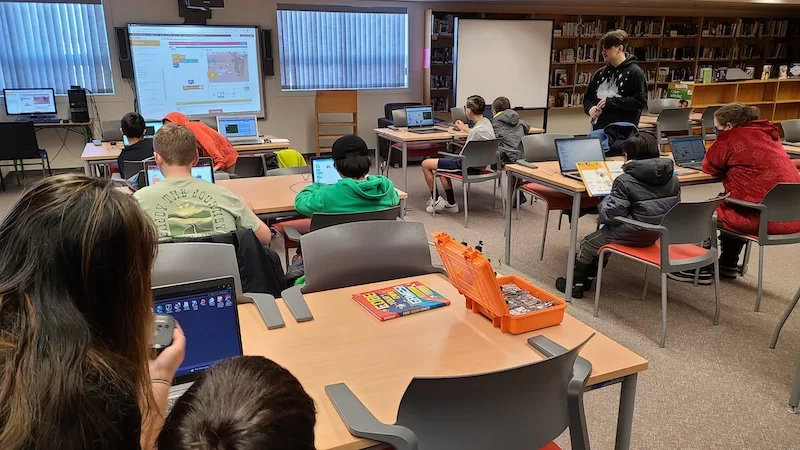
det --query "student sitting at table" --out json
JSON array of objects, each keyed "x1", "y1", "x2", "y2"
[
  {"x1": 421, "y1": 94, "x2": 495, "y2": 213},
  {"x1": 158, "y1": 356, "x2": 316, "y2": 450},
  {"x1": 134, "y1": 123, "x2": 272, "y2": 245},
  {"x1": 117, "y1": 112, "x2": 155, "y2": 178},
  {"x1": 669, "y1": 103, "x2": 800, "y2": 283},
  {"x1": 491, "y1": 96, "x2": 530, "y2": 164},
  {"x1": 556, "y1": 132, "x2": 680, "y2": 298},
  {"x1": 163, "y1": 111, "x2": 238, "y2": 172}
]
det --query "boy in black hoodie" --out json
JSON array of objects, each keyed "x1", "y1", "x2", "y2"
[
  {"x1": 556, "y1": 133, "x2": 680, "y2": 298},
  {"x1": 584, "y1": 30, "x2": 648, "y2": 131}
]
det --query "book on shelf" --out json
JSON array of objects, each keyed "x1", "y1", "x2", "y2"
[
  {"x1": 551, "y1": 48, "x2": 575, "y2": 63},
  {"x1": 700, "y1": 67, "x2": 713, "y2": 83},
  {"x1": 657, "y1": 67, "x2": 669, "y2": 83},
  {"x1": 702, "y1": 22, "x2": 737, "y2": 37},
  {"x1": 577, "y1": 44, "x2": 599, "y2": 62},
  {"x1": 551, "y1": 92, "x2": 584, "y2": 108},
  {"x1": 560, "y1": 21, "x2": 581, "y2": 38},
  {"x1": 659, "y1": 46, "x2": 696, "y2": 61},
  {"x1": 631, "y1": 45, "x2": 659, "y2": 61},
  {"x1": 431, "y1": 75, "x2": 453, "y2": 90},
  {"x1": 353, "y1": 281, "x2": 450, "y2": 322},
  {"x1": 553, "y1": 69, "x2": 569, "y2": 86},
  {"x1": 762, "y1": 64, "x2": 773, "y2": 80},
  {"x1": 576, "y1": 161, "x2": 625, "y2": 197},
  {"x1": 580, "y1": 18, "x2": 614, "y2": 37},
  {"x1": 576, "y1": 71, "x2": 592, "y2": 85},
  {"x1": 624, "y1": 19, "x2": 662, "y2": 37},
  {"x1": 714, "y1": 67, "x2": 728, "y2": 82},
  {"x1": 733, "y1": 44, "x2": 763, "y2": 60},
  {"x1": 699, "y1": 46, "x2": 732, "y2": 60},
  {"x1": 664, "y1": 23, "x2": 698, "y2": 37},
  {"x1": 432, "y1": 14, "x2": 455, "y2": 36},
  {"x1": 649, "y1": 86, "x2": 666, "y2": 99},
  {"x1": 432, "y1": 97, "x2": 450, "y2": 113},
  {"x1": 769, "y1": 43, "x2": 787, "y2": 60},
  {"x1": 430, "y1": 48, "x2": 453, "y2": 64},
  {"x1": 667, "y1": 87, "x2": 692, "y2": 105}
]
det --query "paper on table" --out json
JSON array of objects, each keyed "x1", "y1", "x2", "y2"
[{"x1": 576, "y1": 161, "x2": 625, "y2": 197}]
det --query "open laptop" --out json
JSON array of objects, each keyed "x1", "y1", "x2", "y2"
[
  {"x1": 406, "y1": 106, "x2": 440, "y2": 134},
  {"x1": 145, "y1": 121, "x2": 162, "y2": 138},
  {"x1": 555, "y1": 137, "x2": 606, "y2": 182},
  {"x1": 669, "y1": 136, "x2": 706, "y2": 170},
  {"x1": 311, "y1": 156, "x2": 342, "y2": 184},
  {"x1": 216, "y1": 115, "x2": 262, "y2": 145},
  {"x1": 151, "y1": 277, "x2": 243, "y2": 410},
  {"x1": 143, "y1": 157, "x2": 215, "y2": 186}
]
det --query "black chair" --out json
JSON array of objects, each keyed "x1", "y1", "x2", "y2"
[
  {"x1": 377, "y1": 102, "x2": 423, "y2": 167},
  {"x1": 234, "y1": 154, "x2": 267, "y2": 178},
  {"x1": 0, "y1": 122, "x2": 51, "y2": 189}
]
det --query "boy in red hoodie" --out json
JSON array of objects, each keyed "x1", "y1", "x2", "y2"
[{"x1": 163, "y1": 112, "x2": 238, "y2": 171}]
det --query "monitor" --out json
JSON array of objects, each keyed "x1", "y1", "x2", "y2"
[
  {"x1": 144, "y1": 157, "x2": 215, "y2": 186},
  {"x1": 406, "y1": 106, "x2": 434, "y2": 128},
  {"x1": 3, "y1": 88, "x2": 57, "y2": 115},
  {"x1": 217, "y1": 116, "x2": 258, "y2": 139},
  {"x1": 555, "y1": 137, "x2": 606, "y2": 172},
  {"x1": 127, "y1": 24, "x2": 265, "y2": 120},
  {"x1": 145, "y1": 121, "x2": 163, "y2": 138},
  {"x1": 311, "y1": 157, "x2": 342, "y2": 185},
  {"x1": 152, "y1": 277, "x2": 242, "y2": 383},
  {"x1": 669, "y1": 136, "x2": 707, "y2": 163}
]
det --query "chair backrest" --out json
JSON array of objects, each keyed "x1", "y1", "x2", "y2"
[
  {"x1": 761, "y1": 183, "x2": 800, "y2": 227},
  {"x1": 309, "y1": 206, "x2": 401, "y2": 233},
  {"x1": 450, "y1": 106, "x2": 468, "y2": 123},
  {"x1": 392, "y1": 109, "x2": 408, "y2": 127},
  {"x1": 395, "y1": 334, "x2": 593, "y2": 450},
  {"x1": 214, "y1": 171, "x2": 231, "y2": 180},
  {"x1": 384, "y1": 102, "x2": 422, "y2": 120},
  {"x1": 700, "y1": 106, "x2": 721, "y2": 140},
  {"x1": 151, "y1": 241, "x2": 244, "y2": 297},
  {"x1": 234, "y1": 154, "x2": 266, "y2": 178},
  {"x1": 656, "y1": 108, "x2": 693, "y2": 134},
  {"x1": 521, "y1": 133, "x2": 574, "y2": 162},
  {"x1": 647, "y1": 98, "x2": 679, "y2": 115},
  {"x1": 300, "y1": 221, "x2": 443, "y2": 294},
  {"x1": 102, "y1": 120, "x2": 124, "y2": 142},
  {"x1": 266, "y1": 165, "x2": 312, "y2": 176},
  {"x1": 782, "y1": 119, "x2": 800, "y2": 143},
  {"x1": 462, "y1": 138, "x2": 502, "y2": 168},
  {"x1": 0, "y1": 122, "x2": 40, "y2": 159},
  {"x1": 658, "y1": 196, "x2": 727, "y2": 271}
]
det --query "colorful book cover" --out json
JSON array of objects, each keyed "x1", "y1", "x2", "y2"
[
  {"x1": 353, "y1": 281, "x2": 450, "y2": 321},
  {"x1": 576, "y1": 161, "x2": 625, "y2": 197}
]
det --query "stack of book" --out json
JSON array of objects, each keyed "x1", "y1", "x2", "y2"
[
  {"x1": 699, "y1": 46, "x2": 732, "y2": 60},
  {"x1": 580, "y1": 19, "x2": 614, "y2": 37},
  {"x1": 577, "y1": 44, "x2": 600, "y2": 62},
  {"x1": 432, "y1": 14, "x2": 454, "y2": 36},
  {"x1": 702, "y1": 22, "x2": 738, "y2": 37},
  {"x1": 551, "y1": 48, "x2": 575, "y2": 63},
  {"x1": 432, "y1": 98, "x2": 449, "y2": 113},
  {"x1": 733, "y1": 44, "x2": 763, "y2": 60},
  {"x1": 430, "y1": 48, "x2": 452, "y2": 64},
  {"x1": 576, "y1": 71, "x2": 592, "y2": 85},
  {"x1": 663, "y1": 23, "x2": 698, "y2": 37},
  {"x1": 659, "y1": 46, "x2": 697, "y2": 61},
  {"x1": 431, "y1": 75, "x2": 452, "y2": 90},
  {"x1": 630, "y1": 45, "x2": 659, "y2": 61},
  {"x1": 624, "y1": 19, "x2": 663, "y2": 37},
  {"x1": 559, "y1": 21, "x2": 581, "y2": 37}
]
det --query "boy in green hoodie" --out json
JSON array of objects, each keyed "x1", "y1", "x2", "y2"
[{"x1": 294, "y1": 135, "x2": 399, "y2": 217}]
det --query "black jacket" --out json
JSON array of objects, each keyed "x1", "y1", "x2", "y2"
[
  {"x1": 584, "y1": 55, "x2": 648, "y2": 130},
  {"x1": 117, "y1": 138, "x2": 154, "y2": 178},
  {"x1": 599, "y1": 158, "x2": 680, "y2": 247}
]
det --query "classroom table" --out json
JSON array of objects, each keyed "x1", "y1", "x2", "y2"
[
  {"x1": 217, "y1": 174, "x2": 408, "y2": 219},
  {"x1": 637, "y1": 112, "x2": 702, "y2": 130},
  {"x1": 80, "y1": 138, "x2": 291, "y2": 176},
  {"x1": 503, "y1": 158, "x2": 718, "y2": 302},
  {"x1": 784, "y1": 142, "x2": 800, "y2": 156},
  {"x1": 374, "y1": 126, "x2": 546, "y2": 192},
  {"x1": 238, "y1": 273, "x2": 649, "y2": 450}
]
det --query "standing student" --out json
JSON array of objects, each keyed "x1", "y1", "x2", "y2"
[
  {"x1": 421, "y1": 94, "x2": 495, "y2": 213},
  {"x1": 118, "y1": 112, "x2": 155, "y2": 178},
  {"x1": 583, "y1": 30, "x2": 648, "y2": 130},
  {"x1": 0, "y1": 174, "x2": 185, "y2": 450},
  {"x1": 491, "y1": 96, "x2": 530, "y2": 164},
  {"x1": 163, "y1": 112, "x2": 238, "y2": 172}
]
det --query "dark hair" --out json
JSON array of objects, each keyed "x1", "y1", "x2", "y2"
[
  {"x1": 158, "y1": 356, "x2": 316, "y2": 450},
  {"x1": 0, "y1": 174, "x2": 158, "y2": 450},
  {"x1": 622, "y1": 132, "x2": 659, "y2": 160},
  {"x1": 715, "y1": 102, "x2": 759, "y2": 128},
  {"x1": 155, "y1": 123, "x2": 198, "y2": 166},
  {"x1": 492, "y1": 97, "x2": 511, "y2": 113},
  {"x1": 601, "y1": 30, "x2": 628, "y2": 50},
  {"x1": 466, "y1": 95, "x2": 486, "y2": 116},
  {"x1": 121, "y1": 112, "x2": 146, "y2": 138},
  {"x1": 335, "y1": 154, "x2": 372, "y2": 179}
]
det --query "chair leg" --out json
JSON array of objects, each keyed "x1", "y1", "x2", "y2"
[
  {"x1": 755, "y1": 246, "x2": 765, "y2": 312},
  {"x1": 593, "y1": 251, "x2": 606, "y2": 317},
  {"x1": 284, "y1": 246, "x2": 290, "y2": 271},
  {"x1": 741, "y1": 241, "x2": 752, "y2": 276},
  {"x1": 558, "y1": 212, "x2": 563, "y2": 230},
  {"x1": 540, "y1": 210, "x2": 550, "y2": 261},
  {"x1": 660, "y1": 272, "x2": 668, "y2": 348},
  {"x1": 641, "y1": 266, "x2": 648, "y2": 301},
  {"x1": 713, "y1": 258, "x2": 721, "y2": 326},
  {"x1": 463, "y1": 182, "x2": 469, "y2": 228},
  {"x1": 492, "y1": 180, "x2": 497, "y2": 209},
  {"x1": 770, "y1": 284, "x2": 800, "y2": 349},
  {"x1": 431, "y1": 172, "x2": 438, "y2": 218},
  {"x1": 790, "y1": 360, "x2": 800, "y2": 414}
]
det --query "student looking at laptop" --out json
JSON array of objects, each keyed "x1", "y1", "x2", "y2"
[
  {"x1": 0, "y1": 174, "x2": 185, "y2": 450},
  {"x1": 118, "y1": 112, "x2": 155, "y2": 178},
  {"x1": 135, "y1": 124, "x2": 272, "y2": 245},
  {"x1": 163, "y1": 111, "x2": 238, "y2": 172}
]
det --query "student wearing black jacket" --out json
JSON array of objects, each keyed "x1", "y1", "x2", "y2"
[
  {"x1": 583, "y1": 30, "x2": 648, "y2": 130},
  {"x1": 118, "y1": 112, "x2": 155, "y2": 178}
]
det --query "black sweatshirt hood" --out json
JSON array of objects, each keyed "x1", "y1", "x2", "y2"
[
  {"x1": 623, "y1": 158, "x2": 675, "y2": 186},
  {"x1": 609, "y1": 54, "x2": 639, "y2": 71}
]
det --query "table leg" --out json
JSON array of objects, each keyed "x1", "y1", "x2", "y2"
[
  {"x1": 84, "y1": 125, "x2": 92, "y2": 143},
  {"x1": 83, "y1": 160, "x2": 92, "y2": 176},
  {"x1": 374, "y1": 145, "x2": 380, "y2": 174},
  {"x1": 564, "y1": 193, "x2": 582, "y2": 302},
  {"x1": 399, "y1": 198, "x2": 406, "y2": 220},
  {"x1": 615, "y1": 373, "x2": 638, "y2": 450},
  {"x1": 504, "y1": 171, "x2": 515, "y2": 265},
  {"x1": 401, "y1": 141, "x2": 408, "y2": 193}
]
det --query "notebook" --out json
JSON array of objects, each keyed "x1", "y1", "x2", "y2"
[{"x1": 353, "y1": 281, "x2": 450, "y2": 321}]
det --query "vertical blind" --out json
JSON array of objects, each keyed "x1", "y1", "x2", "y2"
[
  {"x1": 0, "y1": 0, "x2": 114, "y2": 95},
  {"x1": 277, "y1": 6, "x2": 408, "y2": 91}
]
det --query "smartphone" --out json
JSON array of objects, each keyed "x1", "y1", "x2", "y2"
[{"x1": 152, "y1": 314, "x2": 175, "y2": 349}]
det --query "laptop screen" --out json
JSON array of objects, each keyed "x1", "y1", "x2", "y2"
[
  {"x1": 152, "y1": 278, "x2": 242, "y2": 383},
  {"x1": 312, "y1": 157, "x2": 342, "y2": 184},
  {"x1": 145, "y1": 121, "x2": 162, "y2": 138},
  {"x1": 556, "y1": 138, "x2": 606, "y2": 172},
  {"x1": 145, "y1": 157, "x2": 214, "y2": 186},
  {"x1": 670, "y1": 137, "x2": 707, "y2": 163},
  {"x1": 217, "y1": 116, "x2": 258, "y2": 138},
  {"x1": 406, "y1": 106, "x2": 434, "y2": 128}
]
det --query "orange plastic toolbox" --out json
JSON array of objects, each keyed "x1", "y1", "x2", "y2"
[{"x1": 432, "y1": 232, "x2": 567, "y2": 335}]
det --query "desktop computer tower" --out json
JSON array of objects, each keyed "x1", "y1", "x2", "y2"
[{"x1": 68, "y1": 88, "x2": 90, "y2": 123}]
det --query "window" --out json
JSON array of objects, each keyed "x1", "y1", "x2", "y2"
[
  {"x1": 277, "y1": 5, "x2": 408, "y2": 91},
  {"x1": 0, "y1": 0, "x2": 114, "y2": 95}
]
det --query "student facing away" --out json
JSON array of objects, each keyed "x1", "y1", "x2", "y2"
[
  {"x1": 490, "y1": 96, "x2": 530, "y2": 164},
  {"x1": 163, "y1": 111, "x2": 238, "y2": 172},
  {"x1": 118, "y1": 112, "x2": 155, "y2": 178}
]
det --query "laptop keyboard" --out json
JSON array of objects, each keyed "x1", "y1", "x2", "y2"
[
  {"x1": 409, "y1": 129, "x2": 442, "y2": 134},
  {"x1": 680, "y1": 162, "x2": 703, "y2": 170}
]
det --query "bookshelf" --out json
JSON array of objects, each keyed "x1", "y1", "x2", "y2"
[
  {"x1": 424, "y1": 10, "x2": 800, "y2": 112},
  {"x1": 691, "y1": 79, "x2": 800, "y2": 122}
]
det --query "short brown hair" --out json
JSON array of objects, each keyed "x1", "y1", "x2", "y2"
[
  {"x1": 492, "y1": 96, "x2": 511, "y2": 113},
  {"x1": 158, "y1": 356, "x2": 316, "y2": 450},
  {"x1": 601, "y1": 30, "x2": 628, "y2": 49},
  {"x1": 154, "y1": 123, "x2": 197, "y2": 166},
  {"x1": 714, "y1": 102, "x2": 759, "y2": 128}
]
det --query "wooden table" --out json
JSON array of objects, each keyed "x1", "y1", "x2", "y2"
[
  {"x1": 217, "y1": 175, "x2": 409, "y2": 218},
  {"x1": 374, "y1": 126, "x2": 546, "y2": 192},
  {"x1": 239, "y1": 273, "x2": 648, "y2": 450},
  {"x1": 784, "y1": 142, "x2": 800, "y2": 156},
  {"x1": 638, "y1": 112, "x2": 702, "y2": 129},
  {"x1": 80, "y1": 137, "x2": 291, "y2": 176}
]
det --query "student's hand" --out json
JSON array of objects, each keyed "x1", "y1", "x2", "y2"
[
  {"x1": 455, "y1": 120, "x2": 469, "y2": 132},
  {"x1": 598, "y1": 98, "x2": 607, "y2": 109},
  {"x1": 149, "y1": 322, "x2": 186, "y2": 382},
  {"x1": 589, "y1": 106, "x2": 601, "y2": 120},
  {"x1": 214, "y1": 163, "x2": 225, "y2": 171}
]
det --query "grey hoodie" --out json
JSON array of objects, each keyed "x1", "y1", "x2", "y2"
[{"x1": 491, "y1": 110, "x2": 530, "y2": 163}]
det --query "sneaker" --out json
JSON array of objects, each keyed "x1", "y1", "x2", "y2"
[
  {"x1": 555, "y1": 277, "x2": 584, "y2": 299},
  {"x1": 427, "y1": 196, "x2": 459, "y2": 214},
  {"x1": 667, "y1": 270, "x2": 713, "y2": 285},
  {"x1": 719, "y1": 265, "x2": 738, "y2": 279}
]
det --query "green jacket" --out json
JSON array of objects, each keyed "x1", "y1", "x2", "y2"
[{"x1": 294, "y1": 176, "x2": 399, "y2": 217}]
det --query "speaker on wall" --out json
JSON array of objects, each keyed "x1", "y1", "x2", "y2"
[
  {"x1": 261, "y1": 29, "x2": 275, "y2": 77},
  {"x1": 115, "y1": 27, "x2": 134, "y2": 80}
]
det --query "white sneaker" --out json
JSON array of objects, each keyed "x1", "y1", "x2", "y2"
[{"x1": 427, "y1": 196, "x2": 459, "y2": 213}]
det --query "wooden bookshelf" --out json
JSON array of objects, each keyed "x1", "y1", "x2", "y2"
[{"x1": 691, "y1": 79, "x2": 800, "y2": 122}]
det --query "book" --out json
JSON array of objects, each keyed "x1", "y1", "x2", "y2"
[
  {"x1": 576, "y1": 161, "x2": 625, "y2": 197},
  {"x1": 352, "y1": 281, "x2": 450, "y2": 321}
]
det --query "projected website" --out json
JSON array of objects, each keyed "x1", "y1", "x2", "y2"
[{"x1": 128, "y1": 24, "x2": 263, "y2": 120}]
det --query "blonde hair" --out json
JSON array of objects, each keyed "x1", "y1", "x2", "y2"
[
  {"x1": 714, "y1": 102, "x2": 760, "y2": 128},
  {"x1": 154, "y1": 123, "x2": 198, "y2": 166}
]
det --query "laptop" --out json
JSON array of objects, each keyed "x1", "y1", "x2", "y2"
[
  {"x1": 311, "y1": 156, "x2": 342, "y2": 184},
  {"x1": 151, "y1": 277, "x2": 243, "y2": 410},
  {"x1": 216, "y1": 115, "x2": 262, "y2": 145},
  {"x1": 669, "y1": 136, "x2": 706, "y2": 170},
  {"x1": 143, "y1": 157, "x2": 215, "y2": 186},
  {"x1": 406, "y1": 106, "x2": 440, "y2": 134},
  {"x1": 555, "y1": 137, "x2": 606, "y2": 182},
  {"x1": 145, "y1": 121, "x2": 162, "y2": 138}
]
